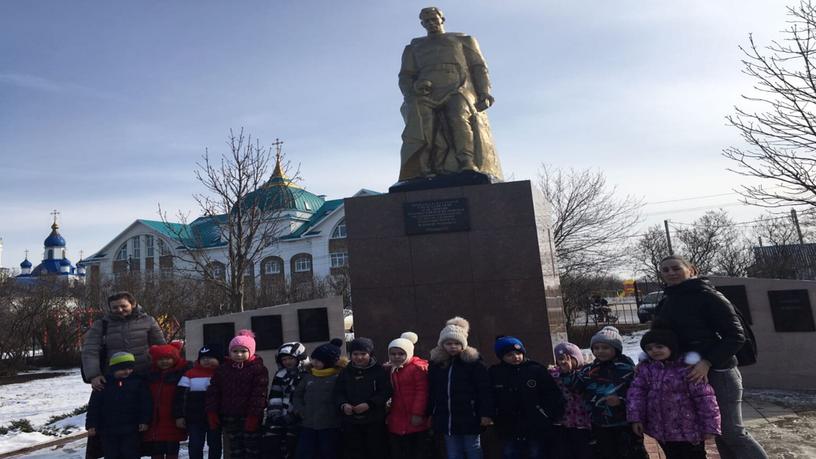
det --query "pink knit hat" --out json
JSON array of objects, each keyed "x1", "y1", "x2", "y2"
[{"x1": 229, "y1": 329, "x2": 256, "y2": 357}]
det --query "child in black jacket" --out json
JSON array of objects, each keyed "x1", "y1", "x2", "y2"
[
  {"x1": 427, "y1": 317, "x2": 494, "y2": 459},
  {"x1": 86, "y1": 352, "x2": 152, "y2": 459},
  {"x1": 490, "y1": 336, "x2": 565, "y2": 459},
  {"x1": 262, "y1": 341, "x2": 307, "y2": 459},
  {"x1": 334, "y1": 337, "x2": 392, "y2": 459}
]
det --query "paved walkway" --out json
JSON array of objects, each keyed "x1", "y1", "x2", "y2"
[{"x1": 644, "y1": 396, "x2": 795, "y2": 458}]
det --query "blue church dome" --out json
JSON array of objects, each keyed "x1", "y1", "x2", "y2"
[
  {"x1": 20, "y1": 258, "x2": 32, "y2": 269},
  {"x1": 59, "y1": 258, "x2": 72, "y2": 267},
  {"x1": 44, "y1": 222, "x2": 66, "y2": 248}
]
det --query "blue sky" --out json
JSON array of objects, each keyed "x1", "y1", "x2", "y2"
[{"x1": 0, "y1": 1, "x2": 790, "y2": 270}]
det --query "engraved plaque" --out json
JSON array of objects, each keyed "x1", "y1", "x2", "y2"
[
  {"x1": 298, "y1": 307, "x2": 330, "y2": 342},
  {"x1": 251, "y1": 315, "x2": 284, "y2": 351},
  {"x1": 768, "y1": 289, "x2": 816, "y2": 332},
  {"x1": 202, "y1": 322, "x2": 235, "y2": 357},
  {"x1": 716, "y1": 285, "x2": 753, "y2": 325},
  {"x1": 404, "y1": 198, "x2": 470, "y2": 235}
]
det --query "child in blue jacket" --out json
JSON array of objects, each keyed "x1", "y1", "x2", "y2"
[{"x1": 571, "y1": 327, "x2": 647, "y2": 459}]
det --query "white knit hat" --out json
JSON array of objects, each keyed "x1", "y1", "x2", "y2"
[
  {"x1": 438, "y1": 317, "x2": 470, "y2": 348},
  {"x1": 388, "y1": 332, "x2": 419, "y2": 361}
]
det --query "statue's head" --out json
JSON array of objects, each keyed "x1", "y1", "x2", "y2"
[{"x1": 419, "y1": 7, "x2": 445, "y2": 34}]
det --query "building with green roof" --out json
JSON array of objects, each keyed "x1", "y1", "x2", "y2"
[{"x1": 82, "y1": 157, "x2": 378, "y2": 304}]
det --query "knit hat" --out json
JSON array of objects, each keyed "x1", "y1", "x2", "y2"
[
  {"x1": 310, "y1": 338, "x2": 344, "y2": 367},
  {"x1": 348, "y1": 337, "x2": 374, "y2": 355},
  {"x1": 494, "y1": 336, "x2": 526, "y2": 359},
  {"x1": 388, "y1": 332, "x2": 419, "y2": 361},
  {"x1": 590, "y1": 326, "x2": 623, "y2": 354},
  {"x1": 640, "y1": 319, "x2": 679, "y2": 358},
  {"x1": 276, "y1": 341, "x2": 307, "y2": 365},
  {"x1": 198, "y1": 344, "x2": 224, "y2": 363},
  {"x1": 438, "y1": 316, "x2": 470, "y2": 348},
  {"x1": 229, "y1": 329, "x2": 257, "y2": 357},
  {"x1": 149, "y1": 341, "x2": 183, "y2": 364},
  {"x1": 108, "y1": 352, "x2": 136, "y2": 372},
  {"x1": 554, "y1": 342, "x2": 584, "y2": 366}
]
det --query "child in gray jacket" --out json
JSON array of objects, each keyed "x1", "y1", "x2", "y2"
[{"x1": 292, "y1": 339, "x2": 346, "y2": 459}]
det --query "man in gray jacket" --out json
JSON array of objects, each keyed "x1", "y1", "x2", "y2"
[{"x1": 81, "y1": 291, "x2": 166, "y2": 390}]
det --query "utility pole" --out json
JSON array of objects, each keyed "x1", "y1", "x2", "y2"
[
  {"x1": 664, "y1": 219, "x2": 674, "y2": 255},
  {"x1": 791, "y1": 208, "x2": 805, "y2": 245}
]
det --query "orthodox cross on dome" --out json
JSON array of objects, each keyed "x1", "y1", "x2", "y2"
[
  {"x1": 271, "y1": 138, "x2": 285, "y2": 178},
  {"x1": 50, "y1": 209, "x2": 60, "y2": 228},
  {"x1": 24, "y1": 249, "x2": 29, "y2": 259}
]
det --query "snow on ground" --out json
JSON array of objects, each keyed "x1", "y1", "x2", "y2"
[
  {"x1": 0, "y1": 368, "x2": 88, "y2": 454},
  {"x1": 746, "y1": 409, "x2": 816, "y2": 459},
  {"x1": 622, "y1": 329, "x2": 647, "y2": 363},
  {"x1": 21, "y1": 438, "x2": 202, "y2": 459}
]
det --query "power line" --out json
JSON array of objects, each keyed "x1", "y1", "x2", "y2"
[{"x1": 644, "y1": 191, "x2": 740, "y2": 206}]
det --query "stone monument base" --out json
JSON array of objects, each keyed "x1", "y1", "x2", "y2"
[
  {"x1": 344, "y1": 180, "x2": 565, "y2": 365},
  {"x1": 389, "y1": 170, "x2": 496, "y2": 193}
]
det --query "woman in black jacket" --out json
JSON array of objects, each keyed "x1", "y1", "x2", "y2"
[{"x1": 654, "y1": 255, "x2": 767, "y2": 459}]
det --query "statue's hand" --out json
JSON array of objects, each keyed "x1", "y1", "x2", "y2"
[
  {"x1": 413, "y1": 80, "x2": 433, "y2": 97},
  {"x1": 475, "y1": 94, "x2": 494, "y2": 112}
]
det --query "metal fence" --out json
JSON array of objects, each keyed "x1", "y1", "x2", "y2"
[{"x1": 570, "y1": 298, "x2": 641, "y2": 326}]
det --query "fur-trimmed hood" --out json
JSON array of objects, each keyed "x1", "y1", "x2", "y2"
[{"x1": 430, "y1": 345, "x2": 480, "y2": 366}]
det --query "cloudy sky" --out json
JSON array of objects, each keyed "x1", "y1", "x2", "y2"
[{"x1": 0, "y1": 1, "x2": 792, "y2": 271}]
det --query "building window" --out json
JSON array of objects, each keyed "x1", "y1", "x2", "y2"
[
  {"x1": 263, "y1": 259, "x2": 281, "y2": 274},
  {"x1": 294, "y1": 256, "x2": 312, "y2": 273},
  {"x1": 47, "y1": 249, "x2": 54, "y2": 260},
  {"x1": 209, "y1": 262, "x2": 226, "y2": 279},
  {"x1": 115, "y1": 243, "x2": 128, "y2": 261},
  {"x1": 330, "y1": 252, "x2": 348, "y2": 268},
  {"x1": 145, "y1": 235, "x2": 154, "y2": 257},
  {"x1": 331, "y1": 220, "x2": 347, "y2": 239},
  {"x1": 131, "y1": 236, "x2": 141, "y2": 259},
  {"x1": 158, "y1": 239, "x2": 171, "y2": 256}
]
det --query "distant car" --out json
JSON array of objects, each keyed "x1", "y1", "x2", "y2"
[{"x1": 638, "y1": 291, "x2": 664, "y2": 323}]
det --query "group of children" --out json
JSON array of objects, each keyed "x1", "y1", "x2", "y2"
[{"x1": 86, "y1": 317, "x2": 722, "y2": 459}]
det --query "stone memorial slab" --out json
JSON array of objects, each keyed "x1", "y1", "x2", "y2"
[
  {"x1": 404, "y1": 198, "x2": 470, "y2": 235},
  {"x1": 768, "y1": 289, "x2": 816, "y2": 332}
]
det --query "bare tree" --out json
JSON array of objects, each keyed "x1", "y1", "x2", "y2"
[
  {"x1": 724, "y1": 1, "x2": 816, "y2": 208},
  {"x1": 673, "y1": 210, "x2": 737, "y2": 275},
  {"x1": 752, "y1": 210, "x2": 814, "y2": 245},
  {"x1": 631, "y1": 225, "x2": 670, "y2": 282},
  {"x1": 714, "y1": 224, "x2": 754, "y2": 277},
  {"x1": 537, "y1": 165, "x2": 643, "y2": 276},
  {"x1": 159, "y1": 129, "x2": 296, "y2": 312}
]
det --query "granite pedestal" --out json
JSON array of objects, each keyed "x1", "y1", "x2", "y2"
[{"x1": 344, "y1": 180, "x2": 566, "y2": 365}]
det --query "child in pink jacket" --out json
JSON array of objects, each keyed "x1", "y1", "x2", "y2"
[{"x1": 627, "y1": 325, "x2": 721, "y2": 459}]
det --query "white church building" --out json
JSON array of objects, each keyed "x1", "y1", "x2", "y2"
[{"x1": 81, "y1": 158, "x2": 375, "y2": 301}]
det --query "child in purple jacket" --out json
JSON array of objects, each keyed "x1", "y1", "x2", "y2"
[
  {"x1": 549, "y1": 342, "x2": 593, "y2": 459},
  {"x1": 627, "y1": 324, "x2": 721, "y2": 459}
]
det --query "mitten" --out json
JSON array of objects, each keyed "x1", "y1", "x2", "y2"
[
  {"x1": 207, "y1": 412, "x2": 220, "y2": 431},
  {"x1": 244, "y1": 415, "x2": 260, "y2": 432}
]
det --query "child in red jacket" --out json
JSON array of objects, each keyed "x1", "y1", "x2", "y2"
[
  {"x1": 143, "y1": 341, "x2": 188, "y2": 459},
  {"x1": 206, "y1": 330, "x2": 270, "y2": 459},
  {"x1": 385, "y1": 332, "x2": 431, "y2": 459}
]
